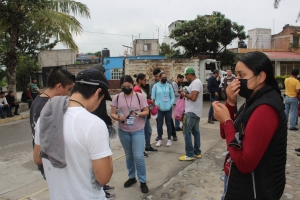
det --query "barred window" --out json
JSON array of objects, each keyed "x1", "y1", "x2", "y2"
[{"x1": 111, "y1": 69, "x2": 123, "y2": 80}]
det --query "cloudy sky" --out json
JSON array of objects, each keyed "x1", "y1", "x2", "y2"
[{"x1": 54, "y1": 0, "x2": 300, "y2": 56}]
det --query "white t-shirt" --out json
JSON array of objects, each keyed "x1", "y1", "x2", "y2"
[
  {"x1": 35, "y1": 107, "x2": 112, "y2": 200},
  {"x1": 185, "y1": 78, "x2": 203, "y2": 117}
]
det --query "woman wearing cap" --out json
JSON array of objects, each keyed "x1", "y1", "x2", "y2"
[
  {"x1": 151, "y1": 72, "x2": 175, "y2": 147},
  {"x1": 110, "y1": 75, "x2": 149, "y2": 193},
  {"x1": 212, "y1": 52, "x2": 287, "y2": 200},
  {"x1": 133, "y1": 73, "x2": 158, "y2": 154}
]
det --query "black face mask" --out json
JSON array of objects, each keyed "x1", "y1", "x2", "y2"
[
  {"x1": 238, "y1": 76, "x2": 255, "y2": 99},
  {"x1": 122, "y1": 88, "x2": 132, "y2": 94},
  {"x1": 161, "y1": 78, "x2": 167, "y2": 83}
]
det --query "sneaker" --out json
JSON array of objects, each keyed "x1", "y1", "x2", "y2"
[
  {"x1": 175, "y1": 127, "x2": 182, "y2": 131},
  {"x1": 290, "y1": 127, "x2": 299, "y2": 131},
  {"x1": 179, "y1": 155, "x2": 194, "y2": 161},
  {"x1": 194, "y1": 154, "x2": 202, "y2": 159},
  {"x1": 155, "y1": 136, "x2": 159, "y2": 141},
  {"x1": 104, "y1": 185, "x2": 115, "y2": 192},
  {"x1": 207, "y1": 119, "x2": 214, "y2": 124},
  {"x1": 14, "y1": 113, "x2": 20, "y2": 115},
  {"x1": 124, "y1": 177, "x2": 137, "y2": 188},
  {"x1": 173, "y1": 136, "x2": 178, "y2": 141},
  {"x1": 145, "y1": 147, "x2": 158, "y2": 152},
  {"x1": 156, "y1": 140, "x2": 162, "y2": 147},
  {"x1": 295, "y1": 148, "x2": 300, "y2": 152},
  {"x1": 166, "y1": 139, "x2": 172, "y2": 147},
  {"x1": 105, "y1": 192, "x2": 115, "y2": 200},
  {"x1": 140, "y1": 182, "x2": 149, "y2": 193},
  {"x1": 144, "y1": 152, "x2": 148, "y2": 158}
]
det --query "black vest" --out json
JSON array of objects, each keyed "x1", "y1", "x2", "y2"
[{"x1": 225, "y1": 86, "x2": 287, "y2": 200}]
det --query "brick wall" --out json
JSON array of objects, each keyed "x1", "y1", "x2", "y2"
[{"x1": 271, "y1": 26, "x2": 294, "y2": 50}]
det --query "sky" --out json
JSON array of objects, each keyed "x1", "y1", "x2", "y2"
[{"x1": 54, "y1": 0, "x2": 300, "y2": 56}]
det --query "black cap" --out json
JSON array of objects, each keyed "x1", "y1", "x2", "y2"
[
  {"x1": 75, "y1": 68, "x2": 112, "y2": 101},
  {"x1": 91, "y1": 64, "x2": 106, "y2": 73}
]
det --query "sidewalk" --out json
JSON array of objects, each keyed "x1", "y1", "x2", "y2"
[{"x1": 1, "y1": 110, "x2": 300, "y2": 200}]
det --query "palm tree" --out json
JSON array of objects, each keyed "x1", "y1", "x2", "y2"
[{"x1": 0, "y1": 0, "x2": 90, "y2": 95}]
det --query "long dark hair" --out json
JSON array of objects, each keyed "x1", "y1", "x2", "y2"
[
  {"x1": 133, "y1": 73, "x2": 146, "y2": 83},
  {"x1": 238, "y1": 51, "x2": 281, "y2": 96}
]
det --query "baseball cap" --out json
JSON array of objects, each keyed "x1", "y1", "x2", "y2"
[
  {"x1": 75, "y1": 68, "x2": 112, "y2": 101},
  {"x1": 182, "y1": 67, "x2": 195, "y2": 75},
  {"x1": 90, "y1": 64, "x2": 106, "y2": 73}
]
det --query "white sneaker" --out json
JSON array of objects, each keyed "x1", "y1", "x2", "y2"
[
  {"x1": 166, "y1": 139, "x2": 172, "y2": 147},
  {"x1": 156, "y1": 140, "x2": 162, "y2": 147}
]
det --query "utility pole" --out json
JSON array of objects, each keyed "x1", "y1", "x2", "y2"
[{"x1": 156, "y1": 25, "x2": 161, "y2": 43}]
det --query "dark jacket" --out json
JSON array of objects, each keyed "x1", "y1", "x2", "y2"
[
  {"x1": 5, "y1": 94, "x2": 16, "y2": 105},
  {"x1": 207, "y1": 75, "x2": 220, "y2": 97},
  {"x1": 225, "y1": 86, "x2": 287, "y2": 200}
]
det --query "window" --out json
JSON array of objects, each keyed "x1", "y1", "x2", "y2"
[
  {"x1": 143, "y1": 43, "x2": 151, "y2": 51},
  {"x1": 111, "y1": 69, "x2": 123, "y2": 80},
  {"x1": 293, "y1": 37, "x2": 299, "y2": 45},
  {"x1": 205, "y1": 63, "x2": 216, "y2": 71}
]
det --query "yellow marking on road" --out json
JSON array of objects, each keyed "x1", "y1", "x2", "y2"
[{"x1": 18, "y1": 135, "x2": 167, "y2": 199}]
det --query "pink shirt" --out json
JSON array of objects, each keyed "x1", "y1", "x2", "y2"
[{"x1": 111, "y1": 92, "x2": 148, "y2": 132}]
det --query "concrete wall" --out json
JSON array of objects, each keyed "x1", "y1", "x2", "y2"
[
  {"x1": 133, "y1": 39, "x2": 159, "y2": 56},
  {"x1": 38, "y1": 49, "x2": 77, "y2": 68},
  {"x1": 248, "y1": 28, "x2": 271, "y2": 49}
]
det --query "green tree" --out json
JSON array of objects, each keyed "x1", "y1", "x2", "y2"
[
  {"x1": 0, "y1": 0, "x2": 90, "y2": 95},
  {"x1": 170, "y1": 11, "x2": 247, "y2": 58},
  {"x1": 94, "y1": 51, "x2": 102, "y2": 58},
  {"x1": 217, "y1": 50, "x2": 237, "y2": 68},
  {"x1": 16, "y1": 53, "x2": 39, "y2": 90},
  {"x1": 159, "y1": 43, "x2": 180, "y2": 58}
]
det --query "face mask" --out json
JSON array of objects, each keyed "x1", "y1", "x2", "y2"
[
  {"x1": 161, "y1": 78, "x2": 167, "y2": 83},
  {"x1": 122, "y1": 88, "x2": 132, "y2": 94},
  {"x1": 238, "y1": 76, "x2": 255, "y2": 99}
]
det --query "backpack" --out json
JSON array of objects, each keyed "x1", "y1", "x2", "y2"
[{"x1": 173, "y1": 97, "x2": 185, "y2": 121}]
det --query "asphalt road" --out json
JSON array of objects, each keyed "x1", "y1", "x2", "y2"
[{"x1": 0, "y1": 97, "x2": 245, "y2": 200}]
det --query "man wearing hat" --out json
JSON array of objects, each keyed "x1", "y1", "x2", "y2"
[
  {"x1": 90, "y1": 64, "x2": 116, "y2": 200},
  {"x1": 33, "y1": 68, "x2": 113, "y2": 199},
  {"x1": 207, "y1": 70, "x2": 221, "y2": 124},
  {"x1": 179, "y1": 67, "x2": 203, "y2": 161}
]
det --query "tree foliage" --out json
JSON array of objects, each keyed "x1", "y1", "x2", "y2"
[
  {"x1": 0, "y1": 0, "x2": 90, "y2": 95},
  {"x1": 170, "y1": 12, "x2": 247, "y2": 58},
  {"x1": 217, "y1": 50, "x2": 237, "y2": 68},
  {"x1": 159, "y1": 43, "x2": 180, "y2": 58},
  {"x1": 274, "y1": 0, "x2": 300, "y2": 22}
]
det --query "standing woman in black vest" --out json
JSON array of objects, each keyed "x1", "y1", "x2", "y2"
[{"x1": 212, "y1": 51, "x2": 287, "y2": 200}]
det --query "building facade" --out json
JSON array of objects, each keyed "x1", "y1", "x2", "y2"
[
  {"x1": 271, "y1": 24, "x2": 300, "y2": 50},
  {"x1": 38, "y1": 49, "x2": 77, "y2": 68},
  {"x1": 133, "y1": 39, "x2": 159, "y2": 56},
  {"x1": 248, "y1": 28, "x2": 272, "y2": 49}
]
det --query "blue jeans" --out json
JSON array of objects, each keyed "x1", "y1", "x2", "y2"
[
  {"x1": 118, "y1": 129, "x2": 146, "y2": 183},
  {"x1": 157, "y1": 109, "x2": 172, "y2": 140},
  {"x1": 209, "y1": 95, "x2": 219, "y2": 119},
  {"x1": 0, "y1": 105, "x2": 11, "y2": 117},
  {"x1": 285, "y1": 96, "x2": 298, "y2": 129},
  {"x1": 183, "y1": 112, "x2": 201, "y2": 157},
  {"x1": 144, "y1": 117, "x2": 152, "y2": 149}
]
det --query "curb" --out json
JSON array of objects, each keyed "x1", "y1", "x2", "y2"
[{"x1": 0, "y1": 114, "x2": 30, "y2": 124}]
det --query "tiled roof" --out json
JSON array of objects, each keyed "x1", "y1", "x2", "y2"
[{"x1": 264, "y1": 52, "x2": 300, "y2": 61}]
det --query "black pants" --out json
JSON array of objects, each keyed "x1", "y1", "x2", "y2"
[
  {"x1": 9, "y1": 103, "x2": 19, "y2": 114},
  {"x1": 156, "y1": 117, "x2": 177, "y2": 137}
]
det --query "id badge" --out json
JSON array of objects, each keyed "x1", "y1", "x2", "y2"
[
  {"x1": 163, "y1": 96, "x2": 168, "y2": 102},
  {"x1": 126, "y1": 116, "x2": 134, "y2": 125}
]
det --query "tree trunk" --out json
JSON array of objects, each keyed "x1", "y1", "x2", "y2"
[{"x1": 5, "y1": 24, "x2": 18, "y2": 100}]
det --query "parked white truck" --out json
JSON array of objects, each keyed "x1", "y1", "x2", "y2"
[{"x1": 123, "y1": 58, "x2": 227, "y2": 95}]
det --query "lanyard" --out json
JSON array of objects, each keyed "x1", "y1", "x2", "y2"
[
  {"x1": 160, "y1": 84, "x2": 168, "y2": 95},
  {"x1": 124, "y1": 93, "x2": 133, "y2": 112}
]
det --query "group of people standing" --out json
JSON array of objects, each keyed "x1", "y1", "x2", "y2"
[{"x1": 29, "y1": 51, "x2": 289, "y2": 200}]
